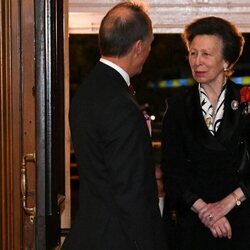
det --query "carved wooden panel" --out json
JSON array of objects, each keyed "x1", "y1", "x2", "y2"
[
  {"x1": 0, "y1": 0, "x2": 23, "y2": 249},
  {"x1": 69, "y1": 0, "x2": 250, "y2": 33}
]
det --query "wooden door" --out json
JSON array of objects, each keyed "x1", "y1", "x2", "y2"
[
  {"x1": 0, "y1": 0, "x2": 65, "y2": 249},
  {"x1": 0, "y1": 0, "x2": 37, "y2": 248},
  {"x1": 0, "y1": 0, "x2": 24, "y2": 248}
]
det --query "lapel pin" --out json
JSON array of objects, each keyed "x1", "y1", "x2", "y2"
[{"x1": 231, "y1": 100, "x2": 239, "y2": 110}]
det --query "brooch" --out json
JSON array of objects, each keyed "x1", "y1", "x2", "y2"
[{"x1": 231, "y1": 100, "x2": 239, "y2": 110}]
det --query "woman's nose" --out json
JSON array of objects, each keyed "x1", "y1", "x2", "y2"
[{"x1": 194, "y1": 54, "x2": 202, "y2": 66}]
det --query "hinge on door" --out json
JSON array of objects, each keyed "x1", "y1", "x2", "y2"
[{"x1": 21, "y1": 153, "x2": 36, "y2": 224}]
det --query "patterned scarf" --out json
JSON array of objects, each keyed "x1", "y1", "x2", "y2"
[{"x1": 199, "y1": 84, "x2": 226, "y2": 135}]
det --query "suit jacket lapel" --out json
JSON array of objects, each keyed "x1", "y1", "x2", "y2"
[
  {"x1": 215, "y1": 80, "x2": 241, "y2": 150},
  {"x1": 185, "y1": 84, "x2": 230, "y2": 151}
]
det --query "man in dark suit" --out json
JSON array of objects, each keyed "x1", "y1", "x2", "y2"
[{"x1": 62, "y1": 1, "x2": 167, "y2": 249}]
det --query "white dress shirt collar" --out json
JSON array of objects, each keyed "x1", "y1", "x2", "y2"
[{"x1": 100, "y1": 58, "x2": 130, "y2": 86}]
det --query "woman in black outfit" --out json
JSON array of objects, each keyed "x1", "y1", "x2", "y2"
[{"x1": 161, "y1": 16, "x2": 250, "y2": 250}]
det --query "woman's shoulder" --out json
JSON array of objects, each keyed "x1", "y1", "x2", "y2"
[{"x1": 167, "y1": 85, "x2": 197, "y2": 107}]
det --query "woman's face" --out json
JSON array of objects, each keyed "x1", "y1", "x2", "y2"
[{"x1": 188, "y1": 34, "x2": 227, "y2": 87}]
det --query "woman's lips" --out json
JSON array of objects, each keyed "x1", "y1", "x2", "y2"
[{"x1": 195, "y1": 71, "x2": 206, "y2": 77}]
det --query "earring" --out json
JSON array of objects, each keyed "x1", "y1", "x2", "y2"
[{"x1": 224, "y1": 67, "x2": 227, "y2": 72}]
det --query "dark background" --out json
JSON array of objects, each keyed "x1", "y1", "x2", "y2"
[
  {"x1": 69, "y1": 33, "x2": 250, "y2": 123},
  {"x1": 69, "y1": 33, "x2": 250, "y2": 221}
]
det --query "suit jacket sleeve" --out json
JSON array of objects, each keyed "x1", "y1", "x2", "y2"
[{"x1": 239, "y1": 114, "x2": 250, "y2": 197}]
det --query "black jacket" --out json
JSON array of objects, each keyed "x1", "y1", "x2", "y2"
[
  {"x1": 63, "y1": 62, "x2": 167, "y2": 250},
  {"x1": 162, "y1": 80, "x2": 250, "y2": 208}
]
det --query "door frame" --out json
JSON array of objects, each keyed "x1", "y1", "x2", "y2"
[{"x1": 35, "y1": 0, "x2": 65, "y2": 248}]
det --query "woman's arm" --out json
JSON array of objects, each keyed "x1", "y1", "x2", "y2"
[
  {"x1": 198, "y1": 187, "x2": 246, "y2": 228},
  {"x1": 192, "y1": 198, "x2": 233, "y2": 239}
]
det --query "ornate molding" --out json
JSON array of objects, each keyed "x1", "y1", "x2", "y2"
[{"x1": 69, "y1": 0, "x2": 250, "y2": 33}]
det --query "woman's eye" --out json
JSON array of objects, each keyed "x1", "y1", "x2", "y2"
[{"x1": 203, "y1": 52, "x2": 210, "y2": 56}]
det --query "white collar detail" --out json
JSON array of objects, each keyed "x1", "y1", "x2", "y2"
[{"x1": 100, "y1": 58, "x2": 130, "y2": 86}]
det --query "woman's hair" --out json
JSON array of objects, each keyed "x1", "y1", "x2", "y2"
[
  {"x1": 98, "y1": 1, "x2": 152, "y2": 57},
  {"x1": 182, "y1": 16, "x2": 245, "y2": 74}
]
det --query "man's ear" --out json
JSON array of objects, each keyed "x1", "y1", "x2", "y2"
[{"x1": 134, "y1": 40, "x2": 142, "y2": 55}]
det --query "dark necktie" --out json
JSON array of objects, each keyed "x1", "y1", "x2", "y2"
[{"x1": 128, "y1": 84, "x2": 136, "y2": 95}]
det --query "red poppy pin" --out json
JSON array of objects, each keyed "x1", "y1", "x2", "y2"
[
  {"x1": 240, "y1": 86, "x2": 250, "y2": 115},
  {"x1": 241, "y1": 86, "x2": 250, "y2": 103}
]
